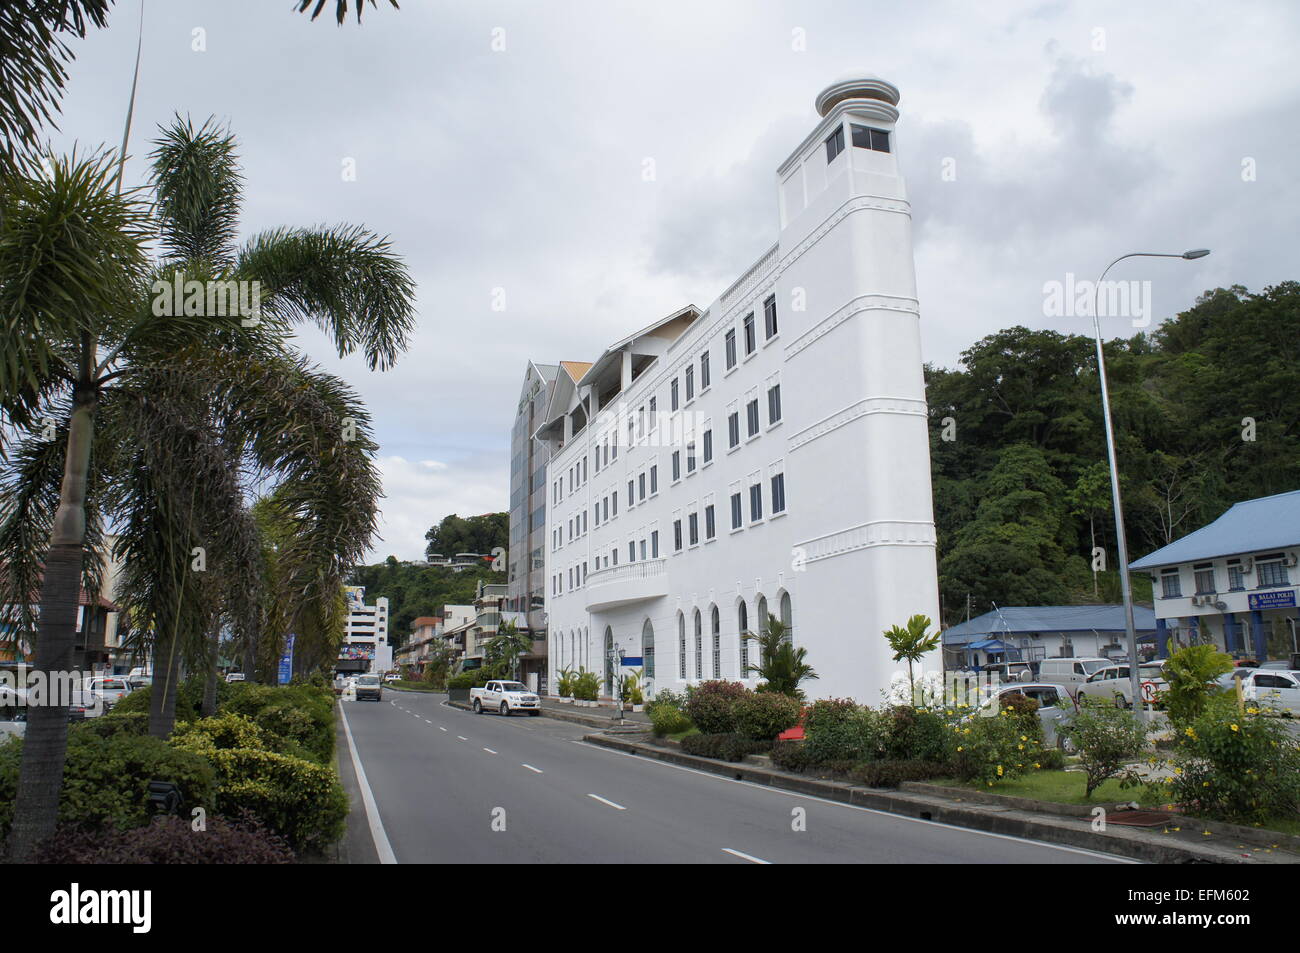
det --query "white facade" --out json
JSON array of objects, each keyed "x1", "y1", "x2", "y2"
[
  {"x1": 538, "y1": 75, "x2": 940, "y2": 703},
  {"x1": 340, "y1": 586, "x2": 392, "y2": 674}
]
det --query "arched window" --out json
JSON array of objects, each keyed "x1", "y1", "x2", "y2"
[
  {"x1": 678, "y1": 611, "x2": 686, "y2": 680},
  {"x1": 756, "y1": 595, "x2": 769, "y2": 669},
  {"x1": 693, "y1": 609, "x2": 702, "y2": 681},
  {"x1": 738, "y1": 600, "x2": 749, "y2": 677},
  {"x1": 642, "y1": 618, "x2": 655, "y2": 682},
  {"x1": 780, "y1": 591, "x2": 793, "y2": 644},
  {"x1": 711, "y1": 605, "x2": 721, "y2": 678},
  {"x1": 604, "y1": 626, "x2": 614, "y2": 696}
]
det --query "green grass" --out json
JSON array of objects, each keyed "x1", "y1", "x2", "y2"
[
  {"x1": 665, "y1": 726, "x2": 700, "y2": 742},
  {"x1": 935, "y1": 770, "x2": 1135, "y2": 805},
  {"x1": 389, "y1": 680, "x2": 444, "y2": 693}
]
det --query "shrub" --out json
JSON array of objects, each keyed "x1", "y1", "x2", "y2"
[
  {"x1": 572, "y1": 669, "x2": 601, "y2": 701},
  {"x1": 73, "y1": 711, "x2": 149, "y2": 738},
  {"x1": 949, "y1": 710, "x2": 1045, "y2": 786},
  {"x1": 732, "y1": 692, "x2": 801, "y2": 741},
  {"x1": 171, "y1": 712, "x2": 273, "y2": 753},
  {"x1": 1158, "y1": 694, "x2": 1300, "y2": 823},
  {"x1": 770, "y1": 739, "x2": 813, "y2": 773},
  {"x1": 30, "y1": 814, "x2": 294, "y2": 864},
  {"x1": 556, "y1": 668, "x2": 575, "y2": 698},
  {"x1": 850, "y1": 759, "x2": 945, "y2": 788},
  {"x1": 219, "y1": 683, "x2": 334, "y2": 764},
  {"x1": 1163, "y1": 644, "x2": 1234, "y2": 728},
  {"x1": 680, "y1": 732, "x2": 768, "y2": 762},
  {"x1": 1037, "y1": 747, "x2": 1067, "y2": 771},
  {"x1": 883, "y1": 706, "x2": 951, "y2": 762},
  {"x1": 196, "y1": 747, "x2": 347, "y2": 854},
  {"x1": 1060, "y1": 698, "x2": 1149, "y2": 797},
  {"x1": 649, "y1": 706, "x2": 692, "y2": 737},
  {"x1": 684, "y1": 681, "x2": 751, "y2": 733},
  {"x1": 803, "y1": 698, "x2": 885, "y2": 764},
  {"x1": 0, "y1": 732, "x2": 216, "y2": 839}
]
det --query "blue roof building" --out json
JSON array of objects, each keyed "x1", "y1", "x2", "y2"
[
  {"x1": 1129, "y1": 490, "x2": 1300, "y2": 663},
  {"x1": 942, "y1": 605, "x2": 1158, "y2": 670}
]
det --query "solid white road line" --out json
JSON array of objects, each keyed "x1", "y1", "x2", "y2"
[
  {"x1": 722, "y1": 848, "x2": 770, "y2": 864},
  {"x1": 483, "y1": 747, "x2": 498, "y2": 754},
  {"x1": 522, "y1": 764, "x2": 544, "y2": 774},
  {"x1": 587, "y1": 793, "x2": 627, "y2": 811},
  {"x1": 339, "y1": 705, "x2": 397, "y2": 865}
]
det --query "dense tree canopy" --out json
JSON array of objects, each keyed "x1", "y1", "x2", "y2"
[
  {"x1": 423, "y1": 512, "x2": 508, "y2": 559},
  {"x1": 929, "y1": 282, "x2": 1299, "y2": 623},
  {"x1": 349, "y1": 559, "x2": 503, "y2": 649}
]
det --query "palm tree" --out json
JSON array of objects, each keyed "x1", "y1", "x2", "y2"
[
  {"x1": 295, "y1": 0, "x2": 399, "y2": 23},
  {"x1": 484, "y1": 620, "x2": 531, "y2": 680},
  {"x1": 0, "y1": 116, "x2": 415, "y2": 858},
  {"x1": 744, "y1": 613, "x2": 818, "y2": 699},
  {"x1": 882, "y1": 614, "x2": 941, "y2": 705}
]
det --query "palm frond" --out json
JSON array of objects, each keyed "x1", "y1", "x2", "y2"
[
  {"x1": 148, "y1": 115, "x2": 244, "y2": 266},
  {"x1": 294, "y1": 0, "x2": 399, "y2": 25}
]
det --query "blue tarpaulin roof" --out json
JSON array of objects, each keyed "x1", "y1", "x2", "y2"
[
  {"x1": 943, "y1": 605, "x2": 1157, "y2": 645},
  {"x1": 1130, "y1": 489, "x2": 1300, "y2": 570}
]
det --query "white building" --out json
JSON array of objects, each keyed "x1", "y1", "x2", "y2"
[
  {"x1": 537, "y1": 75, "x2": 940, "y2": 703},
  {"x1": 1130, "y1": 490, "x2": 1300, "y2": 663},
  {"x1": 338, "y1": 585, "x2": 392, "y2": 675}
]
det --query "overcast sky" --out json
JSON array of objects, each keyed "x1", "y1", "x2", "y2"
[{"x1": 48, "y1": 0, "x2": 1300, "y2": 562}]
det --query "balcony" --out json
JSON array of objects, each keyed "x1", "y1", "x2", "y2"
[{"x1": 584, "y1": 558, "x2": 668, "y2": 611}]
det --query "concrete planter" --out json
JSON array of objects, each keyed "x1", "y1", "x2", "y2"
[{"x1": 447, "y1": 687, "x2": 471, "y2": 704}]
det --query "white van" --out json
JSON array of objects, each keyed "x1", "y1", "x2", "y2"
[{"x1": 1038, "y1": 657, "x2": 1110, "y2": 694}]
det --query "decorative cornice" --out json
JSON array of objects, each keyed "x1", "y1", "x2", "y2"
[
  {"x1": 784, "y1": 292, "x2": 918, "y2": 359},
  {"x1": 787, "y1": 395, "x2": 928, "y2": 452},
  {"x1": 794, "y1": 520, "x2": 936, "y2": 565}
]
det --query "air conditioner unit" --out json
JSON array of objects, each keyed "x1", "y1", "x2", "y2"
[
  {"x1": 1284, "y1": 554, "x2": 1298, "y2": 568},
  {"x1": 1241, "y1": 557, "x2": 1254, "y2": 571},
  {"x1": 1214, "y1": 600, "x2": 1228, "y2": 611}
]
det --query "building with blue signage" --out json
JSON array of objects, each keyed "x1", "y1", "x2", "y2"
[
  {"x1": 1129, "y1": 489, "x2": 1300, "y2": 663},
  {"x1": 941, "y1": 605, "x2": 1158, "y2": 671}
]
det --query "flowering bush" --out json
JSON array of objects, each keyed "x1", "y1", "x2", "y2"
[
  {"x1": 950, "y1": 707, "x2": 1046, "y2": 786},
  {"x1": 885, "y1": 670, "x2": 945, "y2": 708},
  {"x1": 646, "y1": 689, "x2": 691, "y2": 736},
  {"x1": 684, "y1": 680, "x2": 751, "y2": 734},
  {"x1": 1060, "y1": 697, "x2": 1148, "y2": 798},
  {"x1": 1154, "y1": 694, "x2": 1300, "y2": 823}
]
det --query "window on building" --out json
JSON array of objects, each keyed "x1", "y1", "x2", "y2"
[
  {"x1": 825, "y1": 124, "x2": 845, "y2": 162},
  {"x1": 730, "y1": 492, "x2": 743, "y2": 530},
  {"x1": 686, "y1": 441, "x2": 696, "y2": 474},
  {"x1": 702, "y1": 429, "x2": 713, "y2": 465},
  {"x1": 705, "y1": 504, "x2": 716, "y2": 540},
  {"x1": 1227, "y1": 560, "x2": 1246, "y2": 591},
  {"x1": 694, "y1": 610, "x2": 702, "y2": 681},
  {"x1": 711, "y1": 606, "x2": 721, "y2": 679},
  {"x1": 612, "y1": 491, "x2": 618, "y2": 516},
  {"x1": 746, "y1": 399, "x2": 760, "y2": 437},
  {"x1": 673, "y1": 519, "x2": 683, "y2": 552},
  {"x1": 749, "y1": 482, "x2": 763, "y2": 521},
  {"x1": 628, "y1": 479, "x2": 635, "y2": 505},
  {"x1": 640, "y1": 538, "x2": 647, "y2": 560},
  {"x1": 650, "y1": 464, "x2": 658, "y2": 494},
  {"x1": 743, "y1": 312, "x2": 756, "y2": 355},
  {"x1": 1160, "y1": 569, "x2": 1181, "y2": 599},
  {"x1": 728, "y1": 412, "x2": 740, "y2": 448},
  {"x1": 638, "y1": 472, "x2": 646, "y2": 501},
  {"x1": 648, "y1": 396, "x2": 657, "y2": 431},
  {"x1": 671, "y1": 378, "x2": 679, "y2": 411},
  {"x1": 738, "y1": 601, "x2": 749, "y2": 674},
  {"x1": 1258, "y1": 555, "x2": 1291, "y2": 588},
  {"x1": 1193, "y1": 563, "x2": 1216, "y2": 595},
  {"x1": 700, "y1": 352, "x2": 710, "y2": 390},
  {"x1": 672, "y1": 451, "x2": 681, "y2": 482},
  {"x1": 688, "y1": 512, "x2": 699, "y2": 546},
  {"x1": 628, "y1": 541, "x2": 635, "y2": 563},
  {"x1": 678, "y1": 613, "x2": 686, "y2": 680},
  {"x1": 770, "y1": 472, "x2": 786, "y2": 514},
  {"x1": 725, "y1": 328, "x2": 737, "y2": 369},
  {"x1": 850, "y1": 123, "x2": 890, "y2": 153},
  {"x1": 764, "y1": 295, "x2": 777, "y2": 339},
  {"x1": 651, "y1": 529, "x2": 659, "y2": 558},
  {"x1": 768, "y1": 384, "x2": 781, "y2": 424},
  {"x1": 685, "y1": 365, "x2": 694, "y2": 402}
]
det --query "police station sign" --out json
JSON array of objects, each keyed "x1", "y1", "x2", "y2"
[{"x1": 1248, "y1": 589, "x2": 1297, "y2": 610}]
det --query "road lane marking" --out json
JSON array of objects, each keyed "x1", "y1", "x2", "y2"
[
  {"x1": 457, "y1": 735, "x2": 468, "y2": 741},
  {"x1": 571, "y1": 741, "x2": 1136, "y2": 864},
  {"x1": 424, "y1": 719, "x2": 432, "y2": 724},
  {"x1": 339, "y1": 705, "x2": 397, "y2": 865},
  {"x1": 522, "y1": 764, "x2": 543, "y2": 773},
  {"x1": 722, "y1": 848, "x2": 770, "y2": 865},
  {"x1": 587, "y1": 793, "x2": 627, "y2": 811},
  {"x1": 439, "y1": 726, "x2": 448, "y2": 732},
  {"x1": 483, "y1": 747, "x2": 498, "y2": 754}
]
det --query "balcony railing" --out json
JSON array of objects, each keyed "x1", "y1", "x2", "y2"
[{"x1": 584, "y1": 558, "x2": 668, "y2": 611}]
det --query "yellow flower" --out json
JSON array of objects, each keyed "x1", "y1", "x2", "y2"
[
  {"x1": 1033, "y1": 763, "x2": 1041, "y2": 769},
  {"x1": 1018, "y1": 744, "x2": 1025, "y2": 750},
  {"x1": 996, "y1": 765, "x2": 1004, "y2": 777},
  {"x1": 956, "y1": 746, "x2": 963, "y2": 752},
  {"x1": 1230, "y1": 724, "x2": 1239, "y2": 732},
  {"x1": 1020, "y1": 735, "x2": 1027, "y2": 742}
]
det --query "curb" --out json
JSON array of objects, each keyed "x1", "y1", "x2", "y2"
[
  {"x1": 582, "y1": 733, "x2": 1300, "y2": 865},
  {"x1": 445, "y1": 699, "x2": 649, "y2": 732}
]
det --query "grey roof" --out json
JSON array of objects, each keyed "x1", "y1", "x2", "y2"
[
  {"x1": 942, "y1": 605, "x2": 1157, "y2": 645},
  {"x1": 1129, "y1": 489, "x2": 1300, "y2": 570}
]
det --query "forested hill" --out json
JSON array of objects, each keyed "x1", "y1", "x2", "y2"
[
  {"x1": 927, "y1": 282, "x2": 1299, "y2": 624},
  {"x1": 349, "y1": 558, "x2": 504, "y2": 650}
]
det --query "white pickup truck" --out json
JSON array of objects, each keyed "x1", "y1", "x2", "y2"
[{"x1": 470, "y1": 680, "x2": 541, "y2": 717}]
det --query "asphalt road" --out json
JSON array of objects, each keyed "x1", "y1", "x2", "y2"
[{"x1": 339, "y1": 690, "x2": 1133, "y2": 864}]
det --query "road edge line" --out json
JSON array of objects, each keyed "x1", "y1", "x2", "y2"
[{"x1": 340, "y1": 704, "x2": 398, "y2": 864}]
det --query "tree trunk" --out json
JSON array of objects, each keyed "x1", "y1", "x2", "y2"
[
  {"x1": 7, "y1": 395, "x2": 95, "y2": 861},
  {"x1": 201, "y1": 627, "x2": 220, "y2": 717},
  {"x1": 149, "y1": 630, "x2": 183, "y2": 738}
]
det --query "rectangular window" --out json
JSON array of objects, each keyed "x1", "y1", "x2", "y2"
[
  {"x1": 650, "y1": 465, "x2": 658, "y2": 494},
  {"x1": 728, "y1": 412, "x2": 740, "y2": 448},
  {"x1": 770, "y1": 472, "x2": 786, "y2": 514},
  {"x1": 686, "y1": 441, "x2": 696, "y2": 474},
  {"x1": 825, "y1": 124, "x2": 845, "y2": 162},
  {"x1": 640, "y1": 539, "x2": 647, "y2": 561},
  {"x1": 705, "y1": 504, "x2": 716, "y2": 540},
  {"x1": 1193, "y1": 563, "x2": 1216, "y2": 595},
  {"x1": 1227, "y1": 560, "x2": 1246, "y2": 591},
  {"x1": 746, "y1": 399, "x2": 760, "y2": 437},
  {"x1": 627, "y1": 479, "x2": 634, "y2": 503},
  {"x1": 1160, "y1": 569, "x2": 1181, "y2": 599},
  {"x1": 688, "y1": 512, "x2": 699, "y2": 546},
  {"x1": 730, "y1": 492, "x2": 743, "y2": 530},
  {"x1": 725, "y1": 329, "x2": 737, "y2": 369},
  {"x1": 743, "y1": 312, "x2": 756, "y2": 355},
  {"x1": 671, "y1": 378, "x2": 679, "y2": 411},
  {"x1": 651, "y1": 530, "x2": 659, "y2": 558},
  {"x1": 1258, "y1": 557, "x2": 1291, "y2": 588},
  {"x1": 628, "y1": 541, "x2": 635, "y2": 563},
  {"x1": 672, "y1": 451, "x2": 681, "y2": 481},
  {"x1": 700, "y1": 352, "x2": 710, "y2": 390},
  {"x1": 764, "y1": 295, "x2": 777, "y2": 339},
  {"x1": 768, "y1": 384, "x2": 781, "y2": 424},
  {"x1": 850, "y1": 123, "x2": 890, "y2": 153},
  {"x1": 673, "y1": 520, "x2": 683, "y2": 552},
  {"x1": 648, "y1": 396, "x2": 657, "y2": 431},
  {"x1": 612, "y1": 491, "x2": 618, "y2": 516},
  {"x1": 702, "y1": 429, "x2": 713, "y2": 464},
  {"x1": 685, "y1": 365, "x2": 694, "y2": 401},
  {"x1": 749, "y1": 483, "x2": 763, "y2": 521},
  {"x1": 638, "y1": 472, "x2": 646, "y2": 501}
]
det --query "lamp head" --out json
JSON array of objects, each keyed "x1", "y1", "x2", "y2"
[{"x1": 1182, "y1": 248, "x2": 1211, "y2": 259}]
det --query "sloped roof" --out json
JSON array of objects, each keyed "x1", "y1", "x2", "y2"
[
  {"x1": 560, "y1": 361, "x2": 593, "y2": 382},
  {"x1": 942, "y1": 605, "x2": 1157, "y2": 645},
  {"x1": 1130, "y1": 490, "x2": 1300, "y2": 570}
]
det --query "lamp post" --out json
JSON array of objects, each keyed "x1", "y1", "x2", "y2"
[{"x1": 1090, "y1": 249, "x2": 1209, "y2": 721}]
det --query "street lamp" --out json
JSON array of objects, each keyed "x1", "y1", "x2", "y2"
[{"x1": 1090, "y1": 249, "x2": 1210, "y2": 721}]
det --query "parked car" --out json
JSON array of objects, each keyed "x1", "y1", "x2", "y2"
[
  {"x1": 1038, "y1": 657, "x2": 1110, "y2": 695},
  {"x1": 470, "y1": 680, "x2": 541, "y2": 716},
  {"x1": 224, "y1": 672, "x2": 246, "y2": 683},
  {"x1": 1216, "y1": 668, "x2": 1256, "y2": 690},
  {"x1": 977, "y1": 682, "x2": 1073, "y2": 749},
  {"x1": 354, "y1": 673, "x2": 383, "y2": 702},
  {"x1": 383, "y1": 673, "x2": 400, "y2": 683},
  {"x1": 82, "y1": 676, "x2": 131, "y2": 708},
  {"x1": 979, "y1": 661, "x2": 1035, "y2": 683},
  {"x1": 1076, "y1": 662, "x2": 1169, "y2": 709},
  {"x1": 1239, "y1": 669, "x2": 1300, "y2": 716},
  {"x1": 126, "y1": 674, "x2": 152, "y2": 690}
]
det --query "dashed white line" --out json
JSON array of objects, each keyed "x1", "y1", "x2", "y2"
[
  {"x1": 522, "y1": 764, "x2": 543, "y2": 774},
  {"x1": 483, "y1": 747, "x2": 498, "y2": 754},
  {"x1": 424, "y1": 719, "x2": 432, "y2": 724},
  {"x1": 457, "y1": 736, "x2": 468, "y2": 741},
  {"x1": 722, "y1": 847, "x2": 770, "y2": 864},
  {"x1": 439, "y1": 726, "x2": 448, "y2": 732},
  {"x1": 587, "y1": 793, "x2": 627, "y2": 811}
]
